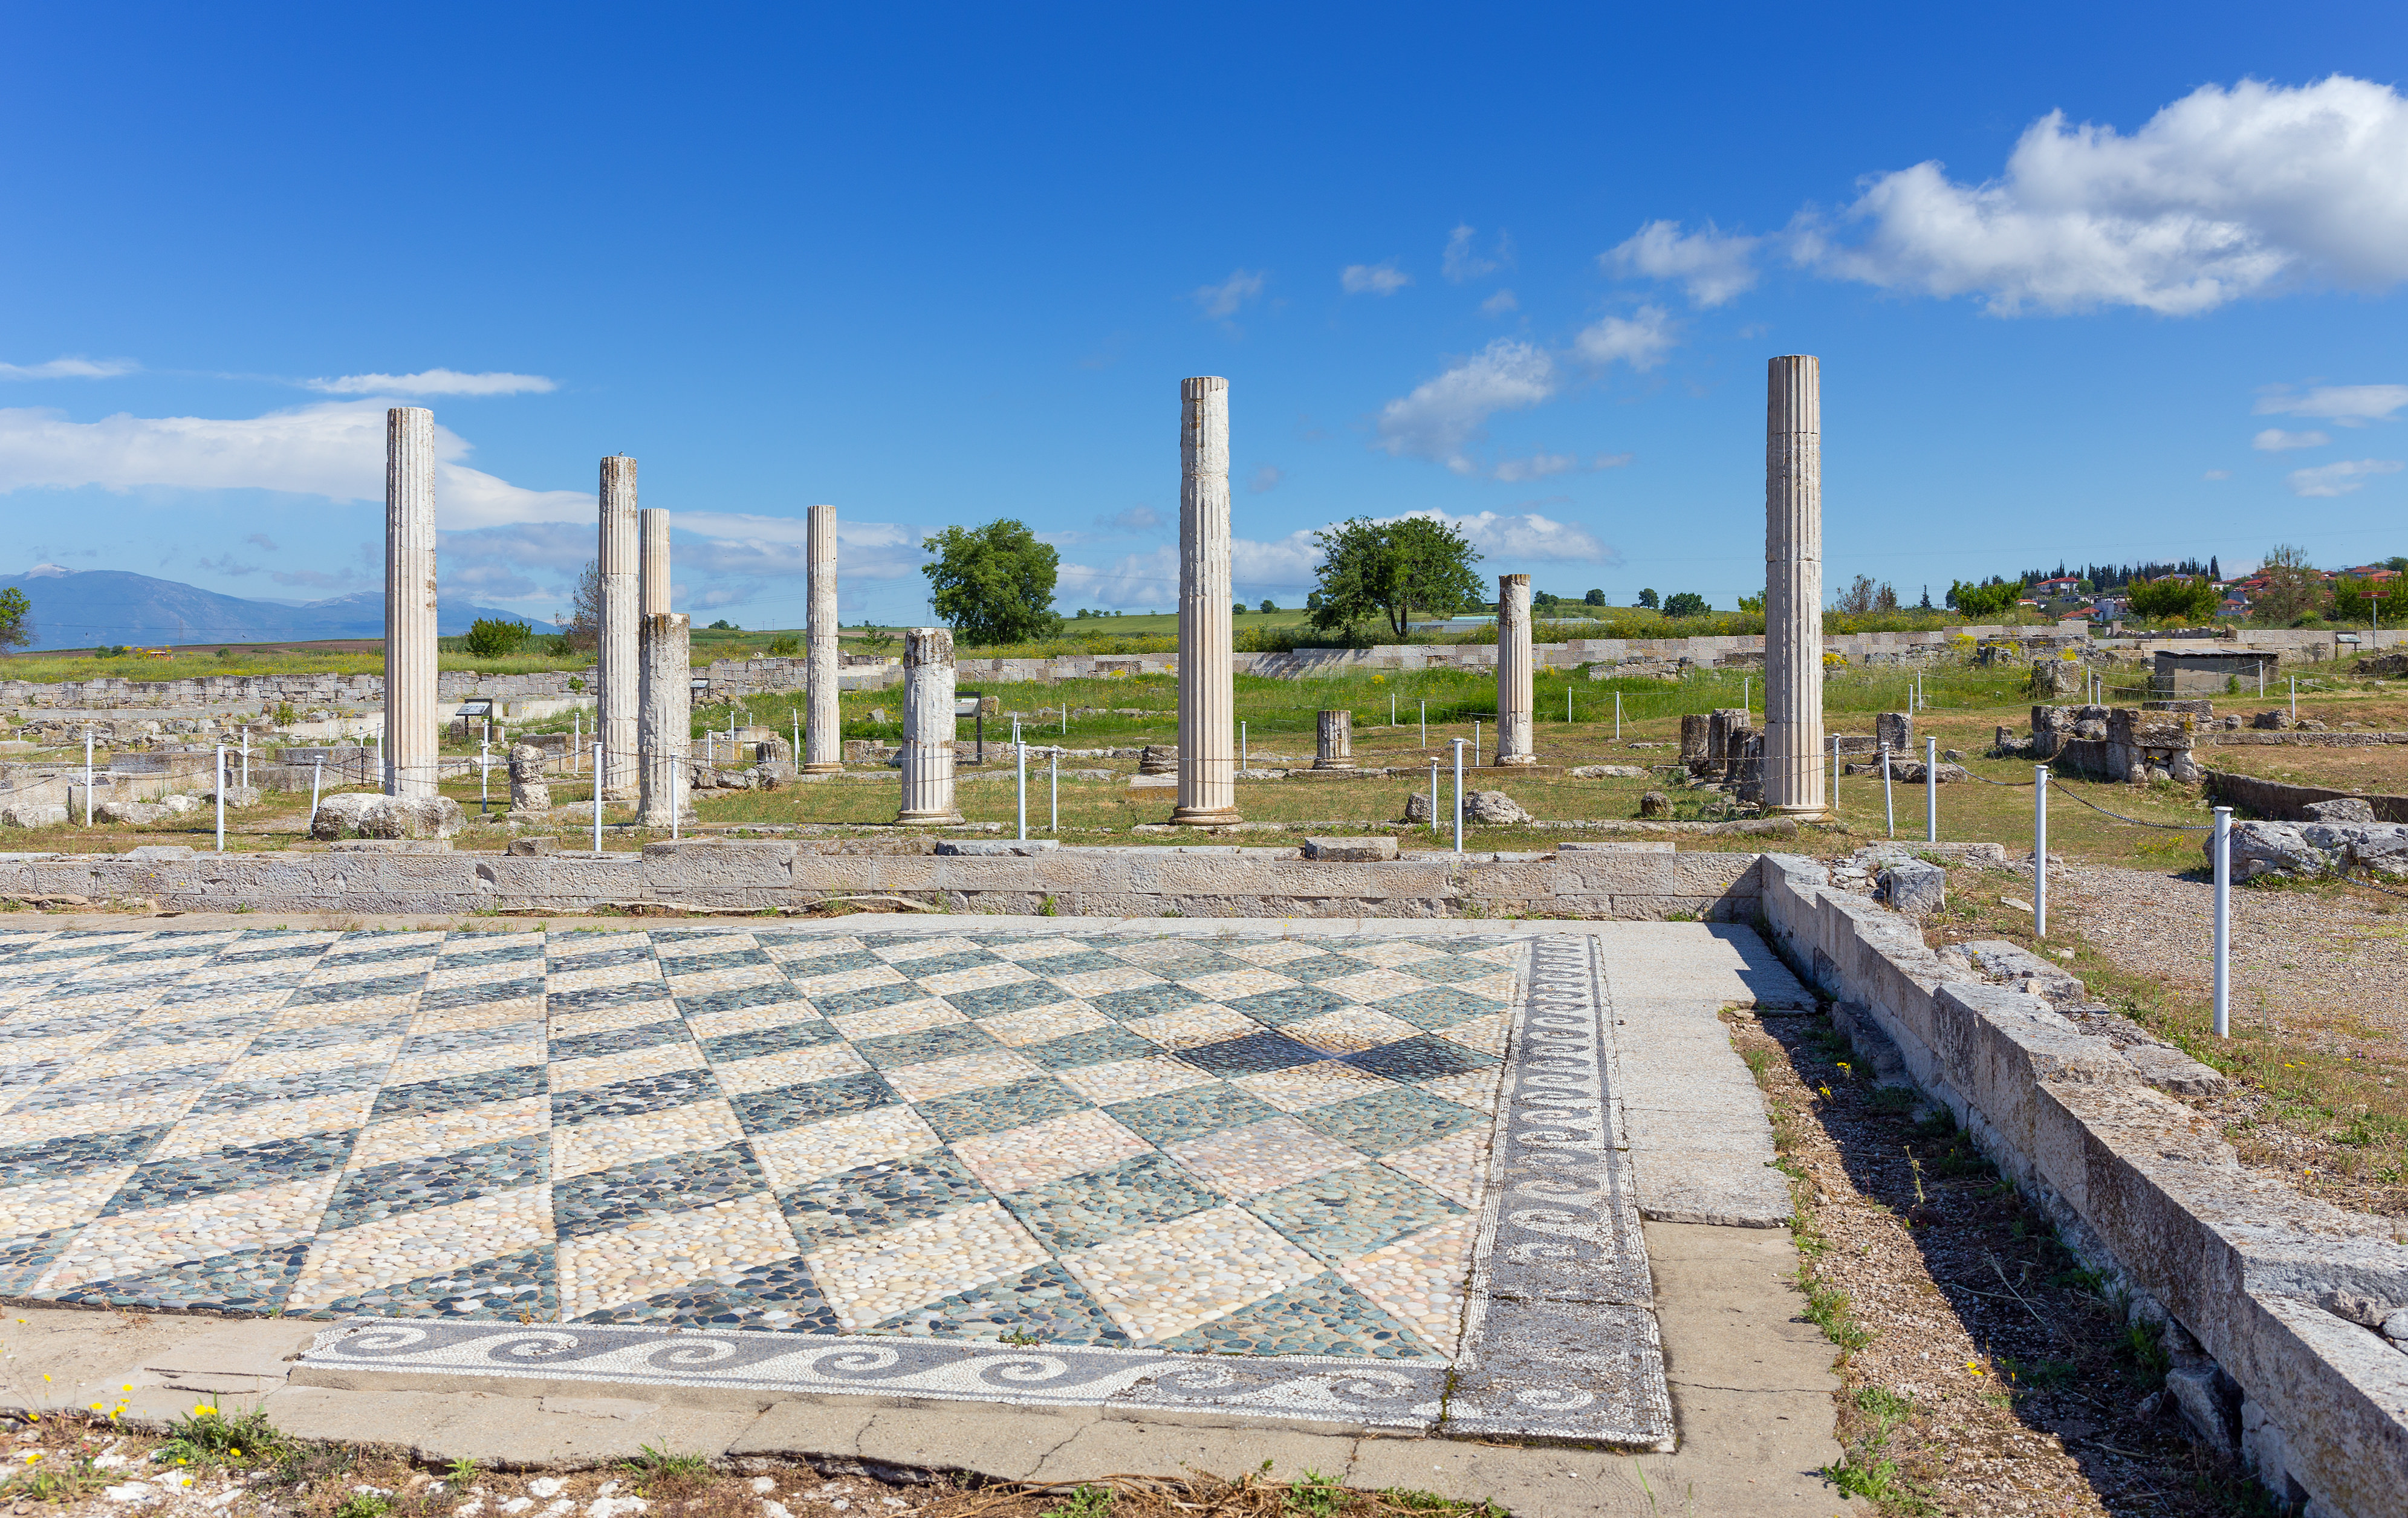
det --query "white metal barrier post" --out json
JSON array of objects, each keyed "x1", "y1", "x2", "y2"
[
  {"x1": 1614, "y1": 691, "x2": 1622, "y2": 740},
  {"x1": 241, "y1": 729, "x2": 250, "y2": 791},
  {"x1": 311, "y1": 757, "x2": 323, "y2": 831},
  {"x1": 1881, "y1": 742, "x2": 1895, "y2": 838},
  {"x1": 215, "y1": 747, "x2": 226, "y2": 854},
  {"x1": 2034, "y1": 765, "x2": 2049, "y2": 939},
  {"x1": 1241, "y1": 721, "x2": 1247, "y2": 768},
  {"x1": 1016, "y1": 741, "x2": 1027, "y2": 842},
  {"x1": 1050, "y1": 748, "x2": 1058, "y2": 835},
  {"x1": 592, "y1": 742, "x2": 604, "y2": 852},
  {"x1": 480, "y1": 735, "x2": 490, "y2": 817},
  {"x1": 1452, "y1": 739, "x2": 1465, "y2": 855},
  {"x1": 83, "y1": 730, "x2": 93, "y2": 826},
  {"x1": 1420, "y1": 701, "x2": 1427, "y2": 747},
  {"x1": 2213, "y1": 805, "x2": 2231, "y2": 1037},
  {"x1": 1925, "y1": 735, "x2": 1937, "y2": 843}
]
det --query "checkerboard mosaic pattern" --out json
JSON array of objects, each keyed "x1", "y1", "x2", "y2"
[{"x1": 0, "y1": 927, "x2": 1519, "y2": 1364}]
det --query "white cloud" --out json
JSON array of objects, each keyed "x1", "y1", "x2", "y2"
[
  {"x1": 1797, "y1": 75, "x2": 2408, "y2": 314},
  {"x1": 1374, "y1": 340, "x2": 1556, "y2": 474},
  {"x1": 1191, "y1": 270, "x2": 1267, "y2": 320},
  {"x1": 2202, "y1": 469, "x2": 2232, "y2": 480},
  {"x1": 2252, "y1": 427, "x2": 2330, "y2": 451},
  {"x1": 2253, "y1": 383, "x2": 2408, "y2": 423},
  {"x1": 1571, "y1": 307, "x2": 1677, "y2": 371},
  {"x1": 1606, "y1": 221, "x2": 1761, "y2": 307},
  {"x1": 1094, "y1": 505, "x2": 1162, "y2": 533},
  {"x1": 1443, "y1": 225, "x2": 1512, "y2": 282},
  {"x1": 1479, "y1": 290, "x2": 1519, "y2": 316},
  {"x1": 305, "y1": 369, "x2": 557, "y2": 397},
  {"x1": 0, "y1": 355, "x2": 138, "y2": 381},
  {"x1": 0, "y1": 399, "x2": 588, "y2": 529},
  {"x1": 1490, "y1": 453, "x2": 1632, "y2": 483},
  {"x1": 1248, "y1": 465, "x2": 1284, "y2": 494},
  {"x1": 1341, "y1": 262, "x2": 1410, "y2": 295},
  {"x1": 2286, "y1": 458, "x2": 2403, "y2": 496}
]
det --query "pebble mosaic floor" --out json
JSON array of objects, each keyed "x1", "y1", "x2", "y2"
[{"x1": 0, "y1": 927, "x2": 1520, "y2": 1366}]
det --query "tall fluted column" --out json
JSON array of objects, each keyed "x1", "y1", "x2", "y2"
[
  {"x1": 805, "y1": 502, "x2": 842, "y2": 773},
  {"x1": 598, "y1": 457, "x2": 640, "y2": 800},
  {"x1": 1173, "y1": 376, "x2": 1239, "y2": 825},
  {"x1": 639, "y1": 612, "x2": 690, "y2": 828},
  {"x1": 640, "y1": 508, "x2": 670, "y2": 617},
  {"x1": 384, "y1": 407, "x2": 438, "y2": 797},
  {"x1": 1765, "y1": 355, "x2": 1828, "y2": 817},
  {"x1": 1314, "y1": 710, "x2": 1354, "y2": 770},
  {"x1": 1495, "y1": 572, "x2": 1536, "y2": 765},
  {"x1": 897, "y1": 628, "x2": 961, "y2": 824}
]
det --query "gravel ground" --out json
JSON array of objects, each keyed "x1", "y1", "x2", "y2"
[
  {"x1": 1731, "y1": 1011, "x2": 2267, "y2": 1517},
  {"x1": 2055, "y1": 863, "x2": 2408, "y2": 1056}
]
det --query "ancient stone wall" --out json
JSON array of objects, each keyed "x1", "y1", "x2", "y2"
[
  {"x1": 1754, "y1": 854, "x2": 2408, "y2": 1517},
  {"x1": 2203, "y1": 768, "x2": 2408, "y2": 825}
]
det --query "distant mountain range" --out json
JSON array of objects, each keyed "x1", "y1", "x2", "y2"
[{"x1": 0, "y1": 568, "x2": 540, "y2": 650}]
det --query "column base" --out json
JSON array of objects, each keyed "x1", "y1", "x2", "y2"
[
  {"x1": 1494, "y1": 754, "x2": 1540, "y2": 767},
  {"x1": 896, "y1": 811, "x2": 965, "y2": 826},
  {"x1": 1169, "y1": 806, "x2": 1243, "y2": 826},
  {"x1": 801, "y1": 762, "x2": 843, "y2": 774},
  {"x1": 1309, "y1": 761, "x2": 1355, "y2": 771},
  {"x1": 1764, "y1": 803, "x2": 1831, "y2": 820}
]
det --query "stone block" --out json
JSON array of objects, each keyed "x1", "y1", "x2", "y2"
[
  {"x1": 1463, "y1": 790, "x2": 1531, "y2": 825},
  {"x1": 94, "y1": 800, "x2": 166, "y2": 825},
  {"x1": 1638, "y1": 790, "x2": 1670, "y2": 817},
  {"x1": 1299, "y1": 835, "x2": 1397, "y2": 861},
  {"x1": 507, "y1": 837, "x2": 559, "y2": 856},
  {"x1": 2, "y1": 804, "x2": 69, "y2": 828},
  {"x1": 1570, "y1": 764, "x2": 1649, "y2": 778},
  {"x1": 935, "y1": 840, "x2": 1059, "y2": 856},
  {"x1": 204, "y1": 786, "x2": 263, "y2": 808},
  {"x1": 1881, "y1": 860, "x2": 1946, "y2": 915},
  {"x1": 2304, "y1": 797, "x2": 2377, "y2": 823}
]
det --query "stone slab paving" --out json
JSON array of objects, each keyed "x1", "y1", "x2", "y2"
[{"x1": 0, "y1": 922, "x2": 1712, "y2": 1445}]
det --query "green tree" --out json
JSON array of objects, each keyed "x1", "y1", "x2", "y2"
[
  {"x1": 2332, "y1": 577, "x2": 2408, "y2": 623},
  {"x1": 707, "y1": 618, "x2": 741, "y2": 631},
  {"x1": 2249, "y1": 543, "x2": 2323, "y2": 625},
  {"x1": 1584, "y1": 588, "x2": 1606, "y2": 606},
  {"x1": 1736, "y1": 589, "x2": 1765, "y2": 614},
  {"x1": 1662, "y1": 591, "x2": 1710, "y2": 618},
  {"x1": 1306, "y1": 516, "x2": 1485, "y2": 638},
  {"x1": 462, "y1": 618, "x2": 534, "y2": 657},
  {"x1": 1636, "y1": 588, "x2": 1658, "y2": 609},
  {"x1": 2124, "y1": 575, "x2": 2222, "y2": 623},
  {"x1": 0, "y1": 586, "x2": 32, "y2": 652},
  {"x1": 921, "y1": 518, "x2": 1062, "y2": 646},
  {"x1": 1259, "y1": 598, "x2": 1276, "y2": 614},
  {"x1": 1947, "y1": 578, "x2": 2021, "y2": 618}
]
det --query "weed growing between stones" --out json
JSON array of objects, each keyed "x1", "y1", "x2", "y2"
[{"x1": 1733, "y1": 1008, "x2": 2293, "y2": 1516}]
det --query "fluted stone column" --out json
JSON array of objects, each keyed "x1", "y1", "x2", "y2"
[
  {"x1": 1173, "y1": 377, "x2": 1239, "y2": 825},
  {"x1": 897, "y1": 628, "x2": 961, "y2": 825},
  {"x1": 1314, "y1": 710, "x2": 1354, "y2": 770},
  {"x1": 1765, "y1": 355, "x2": 1828, "y2": 817},
  {"x1": 804, "y1": 503, "x2": 842, "y2": 773},
  {"x1": 1495, "y1": 573, "x2": 1536, "y2": 765},
  {"x1": 640, "y1": 508, "x2": 670, "y2": 617},
  {"x1": 639, "y1": 612, "x2": 690, "y2": 828},
  {"x1": 384, "y1": 407, "x2": 438, "y2": 798},
  {"x1": 598, "y1": 457, "x2": 641, "y2": 800}
]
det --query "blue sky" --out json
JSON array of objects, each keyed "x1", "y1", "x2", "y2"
[{"x1": 4, "y1": 2, "x2": 2406, "y2": 630}]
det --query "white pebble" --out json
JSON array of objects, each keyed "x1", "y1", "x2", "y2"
[
  {"x1": 763, "y1": 1505, "x2": 794, "y2": 1518},
  {"x1": 501, "y1": 1500, "x2": 534, "y2": 1514},
  {"x1": 530, "y1": 1479, "x2": 566, "y2": 1498},
  {"x1": 750, "y1": 1479, "x2": 775, "y2": 1495},
  {"x1": 589, "y1": 1499, "x2": 648, "y2": 1518}
]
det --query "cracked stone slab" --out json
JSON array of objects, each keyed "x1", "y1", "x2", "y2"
[
  {"x1": 1448, "y1": 933, "x2": 1675, "y2": 1448},
  {"x1": 291, "y1": 1318, "x2": 1444, "y2": 1435}
]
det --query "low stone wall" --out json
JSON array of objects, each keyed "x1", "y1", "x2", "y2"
[
  {"x1": 2204, "y1": 769, "x2": 2408, "y2": 825},
  {"x1": 0, "y1": 669, "x2": 595, "y2": 713},
  {"x1": 0, "y1": 838, "x2": 1761, "y2": 921},
  {"x1": 1753, "y1": 854, "x2": 2408, "y2": 1516}
]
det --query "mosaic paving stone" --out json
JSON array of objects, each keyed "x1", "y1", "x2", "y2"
[
  {"x1": 553, "y1": 1143, "x2": 768, "y2": 1237},
  {"x1": 0, "y1": 926, "x2": 1522, "y2": 1365},
  {"x1": 1104, "y1": 1082, "x2": 1279, "y2": 1145},
  {"x1": 1342, "y1": 1033, "x2": 1500, "y2": 1084},
  {"x1": 916, "y1": 1075, "x2": 1088, "y2": 1141},
  {"x1": 1001, "y1": 1151, "x2": 1222, "y2": 1254},
  {"x1": 319, "y1": 1244, "x2": 559, "y2": 1320},
  {"x1": 550, "y1": 1069, "x2": 722, "y2": 1126},
  {"x1": 874, "y1": 1259, "x2": 1132, "y2": 1346},
  {"x1": 104, "y1": 1132, "x2": 358, "y2": 1215},
  {"x1": 1294, "y1": 1085, "x2": 1484, "y2": 1156},
  {"x1": 323, "y1": 1137, "x2": 550, "y2": 1231},
  {"x1": 1245, "y1": 1162, "x2": 1462, "y2": 1263},
  {"x1": 1154, "y1": 1268, "x2": 1435, "y2": 1360},
  {"x1": 729, "y1": 1071, "x2": 898, "y2": 1135},
  {"x1": 779, "y1": 1148, "x2": 993, "y2": 1245}
]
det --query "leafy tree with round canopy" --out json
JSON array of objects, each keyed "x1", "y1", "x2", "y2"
[
  {"x1": 921, "y1": 518, "x2": 1063, "y2": 646},
  {"x1": 1306, "y1": 515, "x2": 1485, "y2": 639},
  {"x1": 2124, "y1": 575, "x2": 2222, "y2": 624}
]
